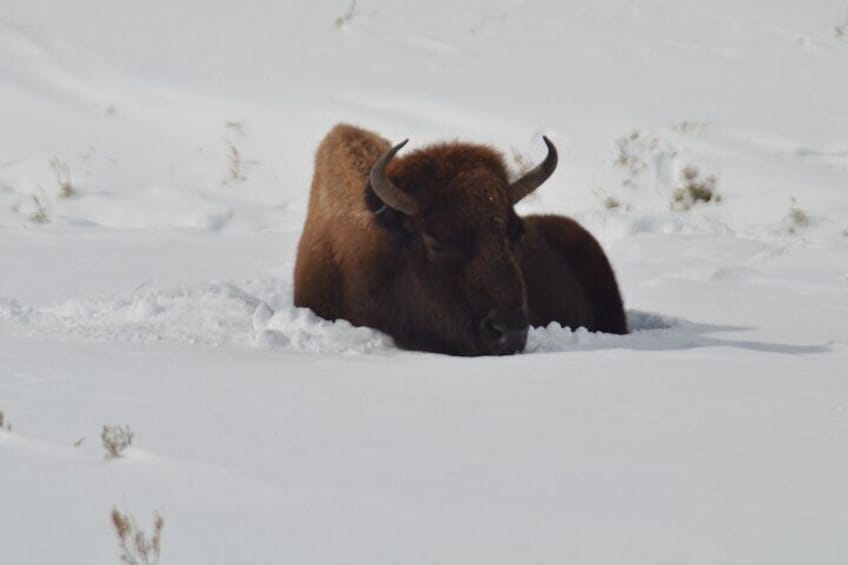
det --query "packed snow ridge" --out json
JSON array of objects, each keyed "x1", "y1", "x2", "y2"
[{"x1": 1, "y1": 280, "x2": 687, "y2": 354}]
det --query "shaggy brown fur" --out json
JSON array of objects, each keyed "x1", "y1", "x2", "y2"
[{"x1": 294, "y1": 124, "x2": 626, "y2": 355}]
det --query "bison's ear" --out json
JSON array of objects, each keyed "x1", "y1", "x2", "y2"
[
  {"x1": 365, "y1": 182, "x2": 409, "y2": 232},
  {"x1": 374, "y1": 204, "x2": 407, "y2": 230},
  {"x1": 370, "y1": 139, "x2": 421, "y2": 216}
]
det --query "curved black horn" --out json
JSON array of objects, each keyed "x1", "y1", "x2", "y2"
[
  {"x1": 508, "y1": 136, "x2": 558, "y2": 205},
  {"x1": 369, "y1": 139, "x2": 420, "y2": 216}
]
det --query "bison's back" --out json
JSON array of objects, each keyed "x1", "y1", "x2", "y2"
[
  {"x1": 294, "y1": 124, "x2": 391, "y2": 321},
  {"x1": 521, "y1": 214, "x2": 628, "y2": 334}
]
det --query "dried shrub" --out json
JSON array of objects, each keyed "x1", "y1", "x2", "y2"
[
  {"x1": 614, "y1": 130, "x2": 658, "y2": 186},
  {"x1": 671, "y1": 166, "x2": 720, "y2": 211},
  {"x1": 111, "y1": 507, "x2": 164, "y2": 565},
  {"x1": 602, "y1": 195, "x2": 621, "y2": 210},
  {"x1": 510, "y1": 147, "x2": 533, "y2": 176},
  {"x1": 30, "y1": 195, "x2": 50, "y2": 224},
  {"x1": 102, "y1": 424, "x2": 134, "y2": 458},
  {"x1": 226, "y1": 142, "x2": 244, "y2": 182},
  {"x1": 670, "y1": 120, "x2": 707, "y2": 134},
  {"x1": 593, "y1": 187, "x2": 621, "y2": 210},
  {"x1": 222, "y1": 120, "x2": 253, "y2": 184},
  {"x1": 224, "y1": 121, "x2": 245, "y2": 136},
  {"x1": 785, "y1": 197, "x2": 811, "y2": 233},
  {"x1": 0, "y1": 410, "x2": 12, "y2": 432},
  {"x1": 788, "y1": 207, "x2": 809, "y2": 227},
  {"x1": 335, "y1": 0, "x2": 358, "y2": 28}
]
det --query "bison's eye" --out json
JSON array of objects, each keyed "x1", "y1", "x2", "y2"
[{"x1": 422, "y1": 233, "x2": 464, "y2": 263}]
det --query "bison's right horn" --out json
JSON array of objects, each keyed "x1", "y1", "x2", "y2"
[
  {"x1": 508, "y1": 136, "x2": 558, "y2": 205},
  {"x1": 370, "y1": 139, "x2": 421, "y2": 216}
]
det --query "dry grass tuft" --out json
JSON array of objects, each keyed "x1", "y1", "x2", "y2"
[
  {"x1": 50, "y1": 157, "x2": 74, "y2": 197},
  {"x1": 111, "y1": 507, "x2": 164, "y2": 565}
]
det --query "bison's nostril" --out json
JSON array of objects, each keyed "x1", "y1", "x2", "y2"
[
  {"x1": 483, "y1": 318, "x2": 505, "y2": 340},
  {"x1": 480, "y1": 310, "x2": 529, "y2": 354}
]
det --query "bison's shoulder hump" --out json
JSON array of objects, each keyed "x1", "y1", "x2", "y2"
[{"x1": 321, "y1": 124, "x2": 391, "y2": 173}]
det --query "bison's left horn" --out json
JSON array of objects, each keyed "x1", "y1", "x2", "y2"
[
  {"x1": 508, "y1": 136, "x2": 558, "y2": 205},
  {"x1": 370, "y1": 139, "x2": 421, "y2": 216}
]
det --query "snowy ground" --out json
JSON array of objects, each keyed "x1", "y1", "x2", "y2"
[{"x1": 2, "y1": 1, "x2": 848, "y2": 563}]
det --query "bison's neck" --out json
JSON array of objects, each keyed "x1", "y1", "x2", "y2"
[{"x1": 331, "y1": 218, "x2": 407, "y2": 320}]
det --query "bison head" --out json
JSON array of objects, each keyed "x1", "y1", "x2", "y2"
[{"x1": 367, "y1": 136, "x2": 558, "y2": 356}]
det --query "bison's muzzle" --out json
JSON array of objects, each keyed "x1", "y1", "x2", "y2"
[{"x1": 479, "y1": 308, "x2": 529, "y2": 355}]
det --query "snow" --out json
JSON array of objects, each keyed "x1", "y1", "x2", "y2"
[{"x1": 1, "y1": 0, "x2": 847, "y2": 563}]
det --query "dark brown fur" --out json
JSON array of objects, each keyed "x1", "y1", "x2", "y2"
[{"x1": 294, "y1": 124, "x2": 626, "y2": 355}]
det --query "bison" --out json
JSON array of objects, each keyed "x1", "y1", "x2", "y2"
[{"x1": 294, "y1": 124, "x2": 627, "y2": 356}]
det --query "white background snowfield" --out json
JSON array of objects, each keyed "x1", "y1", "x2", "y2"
[{"x1": 1, "y1": 1, "x2": 847, "y2": 563}]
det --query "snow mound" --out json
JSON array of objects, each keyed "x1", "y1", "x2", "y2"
[
  {"x1": 528, "y1": 310, "x2": 690, "y2": 353},
  {"x1": 253, "y1": 305, "x2": 394, "y2": 354}
]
